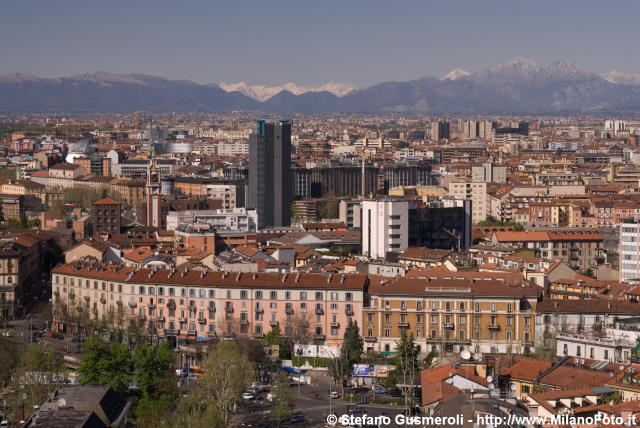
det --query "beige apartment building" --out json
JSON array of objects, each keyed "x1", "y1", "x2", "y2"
[{"x1": 449, "y1": 181, "x2": 488, "y2": 224}]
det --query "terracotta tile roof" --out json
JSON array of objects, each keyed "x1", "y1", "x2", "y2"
[
  {"x1": 537, "y1": 298, "x2": 640, "y2": 315},
  {"x1": 421, "y1": 381, "x2": 462, "y2": 406},
  {"x1": 501, "y1": 358, "x2": 552, "y2": 382},
  {"x1": 94, "y1": 198, "x2": 121, "y2": 205},
  {"x1": 538, "y1": 366, "x2": 612, "y2": 389},
  {"x1": 53, "y1": 263, "x2": 368, "y2": 291},
  {"x1": 399, "y1": 247, "x2": 452, "y2": 262}
]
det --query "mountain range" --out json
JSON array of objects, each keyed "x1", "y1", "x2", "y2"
[{"x1": 1, "y1": 58, "x2": 640, "y2": 114}]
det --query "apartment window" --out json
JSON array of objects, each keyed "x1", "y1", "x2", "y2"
[
  {"x1": 157, "y1": 287, "x2": 164, "y2": 296},
  {"x1": 330, "y1": 292, "x2": 338, "y2": 301},
  {"x1": 416, "y1": 301, "x2": 422, "y2": 310},
  {"x1": 300, "y1": 292, "x2": 307, "y2": 300},
  {"x1": 474, "y1": 302, "x2": 480, "y2": 312},
  {"x1": 385, "y1": 300, "x2": 391, "y2": 309},
  {"x1": 416, "y1": 328, "x2": 422, "y2": 337},
  {"x1": 459, "y1": 315, "x2": 465, "y2": 324},
  {"x1": 285, "y1": 291, "x2": 291, "y2": 300},
  {"x1": 459, "y1": 302, "x2": 465, "y2": 311},
  {"x1": 300, "y1": 302, "x2": 307, "y2": 309},
  {"x1": 384, "y1": 328, "x2": 390, "y2": 337},
  {"x1": 604, "y1": 350, "x2": 609, "y2": 360},
  {"x1": 367, "y1": 328, "x2": 373, "y2": 337},
  {"x1": 506, "y1": 329, "x2": 512, "y2": 341},
  {"x1": 270, "y1": 302, "x2": 277, "y2": 309},
  {"x1": 506, "y1": 316, "x2": 513, "y2": 326},
  {"x1": 346, "y1": 292, "x2": 353, "y2": 302},
  {"x1": 270, "y1": 291, "x2": 277, "y2": 300},
  {"x1": 431, "y1": 301, "x2": 437, "y2": 310},
  {"x1": 255, "y1": 291, "x2": 263, "y2": 300},
  {"x1": 240, "y1": 290, "x2": 248, "y2": 299},
  {"x1": 524, "y1": 316, "x2": 531, "y2": 326},
  {"x1": 400, "y1": 301, "x2": 406, "y2": 310},
  {"x1": 507, "y1": 303, "x2": 512, "y2": 312},
  {"x1": 189, "y1": 289, "x2": 195, "y2": 297},
  {"x1": 445, "y1": 301, "x2": 451, "y2": 311},
  {"x1": 169, "y1": 288, "x2": 175, "y2": 296},
  {"x1": 314, "y1": 292, "x2": 323, "y2": 301},
  {"x1": 576, "y1": 345, "x2": 581, "y2": 357},
  {"x1": 474, "y1": 330, "x2": 480, "y2": 340},
  {"x1": 385, "y1": 313, "x2": 390, "y2": 323},
  {"x1": 416, "y1": 314, "x2": 422, "y2": 323},
  {"x1": 459, "y1": 329, "x2": 465, "y2": 340},
  {"x1": 199, "y1": 289, "x2": 206, "y2": 298},
  {"x1": 431, "y1": 314, "x2": 437, "y2": 323},
  {"x1": 330, "y1": 303, "x2": 338, "y2": 310},
  {"x1": 431, "y1": 329, "x2": 436, "y2": 339},
  {"x1": 491, "y1": 302, "x2": 496, "y2": 312}
]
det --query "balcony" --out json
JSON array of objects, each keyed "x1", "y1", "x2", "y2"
[
  {"x1": 225, "y1": 305, "x2": 234, "y2": 313},
  {"x1": 167, "y1": 301, "x2": 176, "y2": 310},
  {"x1": 255, "y1": 307, "x2": 264, "y2": 314},
  {"x1": 345, "y1": 307, "x2": 354, "y2": 316},
  {"x1": 179, "y1": 317, "x2": 187, "y2": 323},
  {"x1": 69, "y1": 292, "x2": 75, "y2": 300},
  {"x1": 443, "y1": 323, "x2": 455, "y2": 329},
  {"x1": 330, "y1": 321, "x2": 340, "y2": 328},
  {"x1": 314, "y1": 334, "x2": 326, "y2": 341},
  {"x1": 148, "y1": 302, "x2": 156, "y2": 309},
  {"x1": 285, "y1": 306, "x2": 294, "y2": 315},
  {"x1": 198, "y1": 317, "x2": 206, "y2": 324},
  {"x1": 315, "y1": 307, "x2": 324, "y2": 315},
  {"x1": 165, "y1": 328, "x2": 179, "y2": 335},
  {"x1": 364, "y1": 337, "x2": 377, "y2": 343},
  {"x1": 128, "y1": 301, "x2": 137, "y2": 308},
  {"x1": 207, "y1": 305, "x2": 216, "y2": 313},
  {"x1": 269, "y1": 320, "x2": 279, "y2": 327},
  {"x1": 100, "y1": 297, "x2": 106, "y2": 305},
  {"x1": 157, "y1": 315, "x2": 165, "y2": 322},
  {"x1": 138, "y1": 314, "x2": 147, "y2": 321},
  {"x1": 299, "y1": 320, "x2": 309, "y2": 328},
  {"x1": 488, "y1": 324, "x2": 500, "y2": 330},
  {"x1": 187, "y1": 328, "x2": 196, "y2": 335},
  {"x1": 398, "y1": 322, "x2": 410, "y2": 328},
  {"x1": 253, "y1": 331, "x2": 265, "y2": 338},
  {"x1": 92, "y1": 308, "x2": 98, "y2": 314}
]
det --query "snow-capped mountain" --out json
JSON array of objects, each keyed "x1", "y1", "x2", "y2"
[
  {"x1": 219, "y1": 81, "x2": 356, "y2": 101},
  {"x1": 441, "y1": 69, "x2": 471, "y2": 81},
  {"x1": 601, "y1": 71, "x2": 640, "y2": 86}
]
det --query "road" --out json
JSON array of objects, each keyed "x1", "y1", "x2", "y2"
[{"x1": 236, "y1": 373, "x2": 413, "y2": 428}]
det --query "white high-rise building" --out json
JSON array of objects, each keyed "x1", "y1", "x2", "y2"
[
  {"x1": 620, "y1": 219, "x2": 640, "y2": 281},
  {"x1": 362, "y1": 199, "x2": 409, "y2": 260}
]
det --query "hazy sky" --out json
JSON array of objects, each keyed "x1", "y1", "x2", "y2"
[{"x1": 1, "y1": 0, "x2": 638, "y2": 86}]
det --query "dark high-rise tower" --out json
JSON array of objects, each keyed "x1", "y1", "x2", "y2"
[{"x1": 248, "y1": 120, "x2": 292, "y2": 229}]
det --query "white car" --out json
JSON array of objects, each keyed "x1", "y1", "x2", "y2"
[
  {"x1": 242, "y1": 392, "x2": 255, "y2": 400},
  {"x1": 330, "y1": 391, "x2": 340, "y2": 399},
  {"x1": 267, "y1": 392, "x2": 273, "y2": 401}
]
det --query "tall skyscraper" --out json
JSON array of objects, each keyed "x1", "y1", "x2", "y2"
[{"x1": 248, "y1": 120, "x2": 292, "y2": 229}]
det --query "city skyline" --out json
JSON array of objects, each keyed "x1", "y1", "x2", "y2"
[{"x1": 1, "y1": 0, "x2": 639, "y2": 86}]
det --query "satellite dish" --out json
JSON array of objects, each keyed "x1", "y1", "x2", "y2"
[
  {"x1": 620, "y1": 365, "x2": 625, "y2": 371},
  {"x1": 510, "y1": 384, "x2": 517, "y2": 391},
  {"x1": 486, "y1": 375, "x2": 493, "y2": 383},
  {"x1": 474, "y1": 353, "x2": 481, "y2": 360},
  {"x1": 609, "y1": 372, "x2": 614, "y2": 378},
  {"x1": 488, "y1": 383, "x2": 495, "y2": 390},
  {"x1": 461, "y1": 350, "x2": 471, "y2": 360}
]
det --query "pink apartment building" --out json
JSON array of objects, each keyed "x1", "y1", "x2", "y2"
[{"x1": 52, "y1": 261, "x2": 366, "y2": 345}]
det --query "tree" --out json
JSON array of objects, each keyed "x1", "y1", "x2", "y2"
[
  {"x1": 169, "y1": 389, "x2": 225, "y2": 428},
  {"x1": 342, "y1": 320, "x2": 364, "y2": 365},
  {"x1": 133, "y1": 341, "x2": 175, "y2": 400},
  {"x1": 271, "y1": 371, "x2": 297, "y2": 427},
  {"x1": 396, "y1": 141, "x2": 410, "y2": 149},
  {"x1": 77, "y1": 338, "x2": 132, "y2": 395},
  {"x1": 0, "y1": 338, "x2": 19, "y2": 387},
  {"x1": 391, "y1": 330, "x2": 419, "y2": 416},
  {"x1": 10, "y1": 345, "x2": 65, "y2": 420},
  {"x1": 199, "y1": 340, "x2": 254, "y2": 426},
  {"x1": 328, "y1": 349, "x2": 352, "y2": 399},
  {"x1": 319, "y1": 191, "x2": 339, "y2": 219},
  {"x1": 265, "y1": 324, "x2": 291, "y2": 360},
  {"x1": 19, "y1": 212, "x2": 29, "y2": 229}
]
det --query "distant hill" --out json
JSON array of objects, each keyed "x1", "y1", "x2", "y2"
[{"x1": 2, "y1": 58, "x2": 640, "y2": 113}]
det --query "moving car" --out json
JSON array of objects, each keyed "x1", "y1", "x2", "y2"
[
  {"x1": 330, "y1": 391, "x2": 340, "y2": 399},
  {"x1": 289, "y1": 413, "x2": 305, "y2": 423}
]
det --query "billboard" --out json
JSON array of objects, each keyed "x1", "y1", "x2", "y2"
[
  {"x1": 294, "y1": 344, "x2": 341, "y2": 358},
  {"x1": 352, "y1": 364, "x2": 390, "y2": 377}
]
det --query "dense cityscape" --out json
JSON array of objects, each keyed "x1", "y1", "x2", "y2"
[{"x1": 0, "y1": 112, "x2": 639, "y2": 427}]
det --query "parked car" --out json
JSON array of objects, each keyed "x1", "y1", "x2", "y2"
[
  {"x1": 347, "y1": 405, "x2": 365, "y2": 415},
  {"x1": 289, "y1": 413, "x2": 305, "y2": 423},
  {"x1": 374, "y1": 385, "x2": 386, "y2": 394},
  {"x1": 388, "y1": 389, "x2": 402, "y2": 397},
  {"x1": 330, "y1": 391, "x2": 340, "y2": 399},
  {"x1": 242, "y1": 392, "x2": 255, "y2": 400}
]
